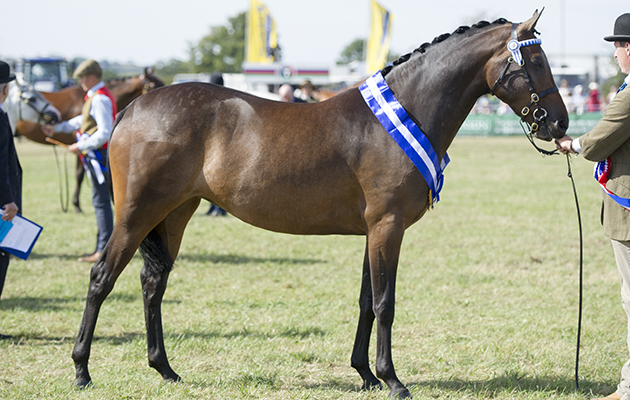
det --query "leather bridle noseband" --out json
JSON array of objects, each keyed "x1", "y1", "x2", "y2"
[
  {"x1": 491, "y1": 23, "x2": 559, "y2": 155},
  {"x1": 16, "y1": 82, "x2": 59, "y2": 125}
]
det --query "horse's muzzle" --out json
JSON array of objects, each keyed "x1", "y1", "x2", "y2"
[
  {"x1": 534, "y1": 116, "x2": 569, "y2": 142},
  {"x1": 43, "y1": 109, "x2": 61, "y2": 125}
]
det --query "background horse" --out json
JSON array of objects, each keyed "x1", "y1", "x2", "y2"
[
  {"x1": 3, "y1": 79, "x2": 60, "y2": 134},
  {"x1": 72, "y1": 11, "x2": 568, "y2": 399},
  {"x1": 15, "y1": 68, "x2": 164, "y2": 212}
]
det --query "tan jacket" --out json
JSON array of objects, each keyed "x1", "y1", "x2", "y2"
[{"x1": 580, "y1": 86, "x2": 630, "y2": 240}]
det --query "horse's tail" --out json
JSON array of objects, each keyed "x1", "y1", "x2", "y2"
[
  {"x1": 106, "y1": 106, "x2": 130, "y2": 203},
  {"x1": 138, "y1": 227, "x2": 175, "y2": 276}
]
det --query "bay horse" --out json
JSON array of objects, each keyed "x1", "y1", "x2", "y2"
[
  {"x1": 72, "y1": 11, "x2": 568, "y2": 398},
  {"x1": 15, "y1": 68, "x2": 164, "y2": 212}
]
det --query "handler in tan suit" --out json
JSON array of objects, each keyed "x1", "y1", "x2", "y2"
[{"x1": 556, "y1": 13, "x2": 630, "y2": 400}]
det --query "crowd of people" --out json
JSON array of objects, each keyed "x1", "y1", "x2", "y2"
[{"x1": 469, "y1": 80, "x2": 623, "y2": 116}]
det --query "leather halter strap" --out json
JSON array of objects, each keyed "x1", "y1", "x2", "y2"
[{"x1": 16, "y1": 82, "x2": 57, "y2": 124}]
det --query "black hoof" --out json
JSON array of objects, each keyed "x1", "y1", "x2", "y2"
[
  {"x1": 389, "y1": 388, "x2": 412, "y2": 399},
  {"x1": 73, "y1": 377, "x2": 92, "y2": 389},
  {"x1": 163, "y1": 373, "x2": 182, "y2": 383},
  {"x1": 362, "y1": 379, "x2": 383, "y2": 391}
]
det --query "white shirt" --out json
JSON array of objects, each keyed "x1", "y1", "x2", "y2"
[{"x1": 54, "y1": 81, "x2": 114, "y2": 151}]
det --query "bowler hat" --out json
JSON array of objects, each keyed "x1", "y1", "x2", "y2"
[
  {"x1": 73, "y1": 59, "x2": 102, "y2": 80},
  {"x1": 0, "y1": 60, "x2": 16, "y2": 84},
  {"x1": 604, "y1": 13, "x2": 630, "y2": 42}
]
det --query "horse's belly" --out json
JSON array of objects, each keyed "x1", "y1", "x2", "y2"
[{"x1": 209, "y1": 174, "x2": 366, "y2": 235}]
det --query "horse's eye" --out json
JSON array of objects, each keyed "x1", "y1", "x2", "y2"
[{"x1": 530, "y1": 56, "x2": 544, "y2": 69}]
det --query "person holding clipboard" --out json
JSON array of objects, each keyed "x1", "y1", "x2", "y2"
[{"x1": 0, "y1": 60, "x2": 21, "y2": 339}]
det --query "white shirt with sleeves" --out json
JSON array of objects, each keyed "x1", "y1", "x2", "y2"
[{"x1": 53, "y1": 81, "x2": 114, "y2": 151}]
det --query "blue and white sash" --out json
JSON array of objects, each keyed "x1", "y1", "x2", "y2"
[
  {"x1": 595, "y1": 158, "x2": 630, "y2": 211},
  {"x1": 359, "y1": 71, "x2": 449, "y2": 206},
  {"x1": 76, "y1": 132, "x2": 107, "y2": 185}
]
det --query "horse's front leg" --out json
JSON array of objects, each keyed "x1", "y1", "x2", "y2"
[
  {"x1": 351, "y1": 244, "x2": 382, "y2": 391},
  {"x1": 367, "y1": 217, "x2": 411, "y2": 399}
]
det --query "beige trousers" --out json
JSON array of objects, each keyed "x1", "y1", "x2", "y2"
[{"x1": 611, "y1": 240, "x2": 630, "y2": 398}]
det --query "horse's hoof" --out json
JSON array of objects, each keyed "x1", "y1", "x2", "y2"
[
  {"x1": 362, "y1": 379, "x2": 383, "y2": 391},
  {"x1": 163, "y1": 374, "x2": 182, "y2": 383},
  {"x1": 389, "y1": 388, "x2": 412, "y2": 399},
  {"x1": 73, "y1": 377, "x2": 92, "y2": 389}
]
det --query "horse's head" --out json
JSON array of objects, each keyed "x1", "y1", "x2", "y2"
[
  {"x1": 140, "y1": 67, "x2": 165, "y2": 94},
  {"x1": 4, "y1": 80, "x2": 61, "y2": 134},
  {"x1": 487, "y1": 10, "x2": 568, "y2": 142}
]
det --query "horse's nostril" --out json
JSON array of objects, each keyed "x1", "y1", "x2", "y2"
[{"x1": 558, "y1": 119, "x2": 569, "y2": 133}]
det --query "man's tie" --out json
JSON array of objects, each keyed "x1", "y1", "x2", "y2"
[{"x1": 618, "y1": 82, "x2": 627, "y2": 93}]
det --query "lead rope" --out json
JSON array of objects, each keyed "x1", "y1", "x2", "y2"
[
  {"x1": 523, "y1": 125, "x2": 583, "y2": 390},
  {"x1": 566, "y1": 154, "x2": 584, "y2": 391},
  {"x1": 51, "y1": 145, "x2": 70, "y2": 213}
]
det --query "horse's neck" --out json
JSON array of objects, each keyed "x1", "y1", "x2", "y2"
[
  {"x1": 385, "y1": 29, "x2": 505, "y2": 158},
  {"x1": 107, "y1": 79, "x2": 141, "y2": 110}
]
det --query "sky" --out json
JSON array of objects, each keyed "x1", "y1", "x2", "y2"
[{"x1": 1, "y1": 0, "x2": 626, "y2": 71}]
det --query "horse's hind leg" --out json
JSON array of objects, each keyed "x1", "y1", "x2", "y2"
[
  {"x1": 351, "y1": 243, "x2": 383, "y2": 391},
  {"x1": 72, "y1": 225, "x2": 147, "y2": 387},
  {"x1": 139, "y1": 197, "x2": 201, "y2": 382}
]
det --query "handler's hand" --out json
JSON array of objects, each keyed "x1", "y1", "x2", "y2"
[
  {"x1": 2, "y1": 202, "x2": 19, "y2": 221},
  {"x1": 67, "y1": 143, "x2": 83, "y2": 156},
  {"x1": 555, "y1": 135, "x2": 575, "y2": 155},
  {"x1": 41, "y1": 124, "x2": 55, "y2": 137}
]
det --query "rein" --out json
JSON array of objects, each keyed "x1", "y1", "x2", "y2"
[{"x1": 493, "y1": 23, "x2": 583, "y2": 390}]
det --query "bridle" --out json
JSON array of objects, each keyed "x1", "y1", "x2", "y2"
[
  {"x1": 491, "y1": 22, "x2": 559, "y2": 156},
  {"x1": 141, "y1": 74, "x2": 163, "y2": 94},
  {"x1": 16, "y1": 82, "x2": 60, "y2": 125}
]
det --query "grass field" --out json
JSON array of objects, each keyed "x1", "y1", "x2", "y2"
[{"x1": 0, "y1": 137, "x2": 625, "y2": 399}]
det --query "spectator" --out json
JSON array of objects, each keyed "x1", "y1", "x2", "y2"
[
  {"x1": 586, "y1": 82, "x2": 603, "y2": 112},
  {"x1": 0, "y1": 60, "x2": 22, "y2": 339},
  {"x1": 571, "y1": 84, "x2": 586, "y2": 115},
  {"x1": 298, "y1": 80, "x2": 318, "y2": 103}
]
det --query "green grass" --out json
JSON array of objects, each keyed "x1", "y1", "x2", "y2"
[{"x1": 0, "y1": 137, "x2": 623, "y2": 399}]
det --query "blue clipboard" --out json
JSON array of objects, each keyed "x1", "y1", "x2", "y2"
[{"x1": 0, "y1": 213, "x2": 43, "y2": 260}]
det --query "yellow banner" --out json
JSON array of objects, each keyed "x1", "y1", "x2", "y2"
[
  {"x1": 366, "y1": 0, "x2": 393, "y2": 74},
  {"x1": 246, "y1": 0, "x2": 278, "y2": 64}
]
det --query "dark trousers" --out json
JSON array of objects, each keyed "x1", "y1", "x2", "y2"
[
  {"x1": 0, "y1": 251, "x2": 9, "y2": 300},
  {"x1": 85, "y1": 157, "x2": 113, "y2": 253}
]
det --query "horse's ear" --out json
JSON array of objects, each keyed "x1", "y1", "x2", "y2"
[{"x1": 518, "y1": 8, "x2": 544, "y2": 37}]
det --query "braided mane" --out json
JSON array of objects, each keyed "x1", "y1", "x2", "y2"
[{"x1": 381, "y1": 18, "x2": 510, "y2": 77}]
